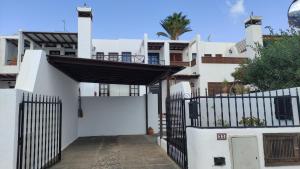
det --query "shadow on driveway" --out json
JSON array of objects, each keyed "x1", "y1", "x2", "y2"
[{"x1": 50, "y1": 135, "x2": 180, "y2": 169}]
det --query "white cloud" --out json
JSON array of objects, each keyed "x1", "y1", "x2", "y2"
[{"x1": 226, "y1": 0, "x2": 246, "y2": 17}]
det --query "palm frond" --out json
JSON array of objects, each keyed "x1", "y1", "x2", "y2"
[{"x1": 156, "y1": 32, "x2": 170, "y2": 38}]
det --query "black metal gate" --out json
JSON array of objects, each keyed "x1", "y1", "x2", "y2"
[
  {"x1": 166, "y1": 93, "x2": 188, "y2": 169},
  {"x1": 16, "y1": 93, "x2": 62, "y2": 169}
]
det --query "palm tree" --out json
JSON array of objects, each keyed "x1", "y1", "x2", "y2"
[{"x1": 157, "y1": 12, "x2": 192, "y2": 40}]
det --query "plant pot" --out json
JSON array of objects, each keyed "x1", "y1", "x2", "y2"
[{"x1": 147, "y1": 128, "x2": 154, "y2": 135}]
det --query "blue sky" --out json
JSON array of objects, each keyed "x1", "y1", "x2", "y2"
[{"x1": 0, "y1": 0, "x2": 293, "y2": 42}]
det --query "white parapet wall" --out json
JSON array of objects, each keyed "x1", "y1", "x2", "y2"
[
  {"x1": 0, "y1": 89, "x2": 23, "y2": 169},
  {"x1": 187, "y1": 127, "x2": 300, "y2": 169},
  {"x1": 15, "y1": 50, "x2": 79, "y2": 150}
]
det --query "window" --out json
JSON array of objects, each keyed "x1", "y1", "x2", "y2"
[
  {"x1": 108, "y1": 52, "x2": 118, "y2": 61},
  {"x1": 122, "y1": 52, "x2": 132, "y2": 63},
  {"x1": 170, "y1": 53, "x2": 183, "y2": 62},
  {"x1": 96, "y1": 52, "x2": 105, "y2": 60},
  {"x1": 204, "y1": 54, "x2": 212, "y2": 57},
  {"x1": 148, "y1": 53, "x2": 160, "y2": 65},
  {"x1": 65, "y1": 51, "x2": 76, "y2": 56},
  {"x1": 99, "y1": 84, "x2": 109, "y2": 96},
  {"x1": 215, "y1": 54, "x2": 223, "y2": 57},
  {"x1": 129, "y1": 85, "x2": 139, "y2": 96},
  {"x1": 263, "y1": 133, "x2": 300, "y2": 166},
  {"x1": 49, "y1": 50, "x2": 60, "y2": 55},
  {"x1": 274, "y1": 96, "x2": 293, "y2": 120},
  {"x1": 207, "y1": 82, "x2": 233, "y2": 96},
  {"x1": 192, "y1": 53, "x2": 197, "y2": 60}
]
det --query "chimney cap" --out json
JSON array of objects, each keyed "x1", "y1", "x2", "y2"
[
  {"x1": 244, "y1": 16, "x2": 262, "y2": 28},
  {"x1": 77, "y1": 6, "x2": 92, "y2": 12},
  {"x1": 77, "y1": 6, "x2": 92, "y2": 20}
]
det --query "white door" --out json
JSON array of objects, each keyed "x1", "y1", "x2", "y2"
[{"x1": 231, "y1": 137, "x2": 260, "y2": 169}]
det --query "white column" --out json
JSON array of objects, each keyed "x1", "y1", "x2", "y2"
[
  {"x1": 17, "y1": 30, "x2": 24, "y2": 69},
  {"x1": 144, "y1": 33, "x2": 148, "y2": 64},
  {"x1": 163, "y1": 42, "x2": 170, "y2": 65},
  {"x1": 29, "y1": 41, "x2": 34, "y2": 50},
  {"x1": 195, "y1": 34, "x2": 202, "y2": 91},
  {"x1": 188, "y1": 44, "x2": 192, "y2": 62}
]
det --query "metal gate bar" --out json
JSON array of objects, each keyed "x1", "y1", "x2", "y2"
[
  {"x1": 16, "y1": 93, "x2": 62, "y2": 169},
  {"x1": 166, "y1": 93, "x2": 188, "y2": 169}
]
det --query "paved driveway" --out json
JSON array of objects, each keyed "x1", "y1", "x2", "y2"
[{"x1": 50, "y1": 135, "x2": 180, "y2": 169}]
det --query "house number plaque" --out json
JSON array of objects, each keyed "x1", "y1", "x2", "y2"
[{"x1": 217, "y1": 133, "x2": 227, "y2": 140}]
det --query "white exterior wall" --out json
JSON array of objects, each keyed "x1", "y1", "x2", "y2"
[
  {"x1": 15, "y1": 50, "x2": 79, "y2": 149},
  {"x1": 0, "y1": 89, "x2": 22, "y2": 169},
  {"x1": 198, "y1": 64, "x2": 239, "y2": 94},
  {"x1": 78, "y1": 96, "x2": 146, "y2": 136},
  {"x1": 195, "y1": 41, "x2": 247, "y2": 93},
  {"x1": 187, "y1": 127, "x2": 300, "y2": 169},
  {"x1": 93, "y1": 39, "x2": 143, "y2": 56},
  {"x1": 201, "y1": 42, "x2": 238, "y2": 56},
  {"x1": 0, "y1": 36, "x2": 19, "y2": 74},
  {"x1": 78, "y1": 94, "x2": 159, "y2": 136},
  {"x1": 81, "y1": 39, "x2": 145, "y2": 97},
  {"x1": 110, "y1": 84, "x2": 128, "y2": 96}
]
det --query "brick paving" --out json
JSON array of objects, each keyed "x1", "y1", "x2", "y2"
[{"x1": 50, "y1": 135, "x2": 180, "y2": 169}]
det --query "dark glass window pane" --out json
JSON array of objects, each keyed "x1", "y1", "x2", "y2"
[
  {"x1": 99, "y1": 84, "x2": 109, "y2": 96},
  {"x1": 96, "y1": 52, "x2": 105, "y2": 60},
  {"x1": 148, "y1": 53, "x2": 159, "y2": 65},
  {"x1": 108, "y1": 53, "x2": 118, "y2": 61},
  {"x1": 274, "y1": 96, "x2": 293, "y2": 120},
  {"x1": 122, "y1": 52, "x2": 131, "y2": 63}
]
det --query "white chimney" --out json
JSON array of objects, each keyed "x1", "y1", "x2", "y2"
[
  {"x1": 245, "y1": 16, "x2": 263, "y2": 59},
  {"x1": 77, "y1": 6, "x2": 92, "y2": 58}
]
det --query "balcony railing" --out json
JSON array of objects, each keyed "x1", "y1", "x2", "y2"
[
  {"x1": 170, "y1": 61, "x2": 190, "y2": 67},
  {"x1": 91, "y1": 54, "x2": 165, "y2": 65},
  {"x1": 92, "y1": 54, "x2": 145, "y2": 63},
  {"x1": 202, "y1": 56, "x2": 249, "y2": 64}
]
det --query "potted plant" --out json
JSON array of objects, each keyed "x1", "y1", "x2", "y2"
[
  {"x1": 222, "y1": 79, "x2": 230, "y2": 94},
  {"x1": 147, "y1": 127, "x2": 154, "y2": 135}
]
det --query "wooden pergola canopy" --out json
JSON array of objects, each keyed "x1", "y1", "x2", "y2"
[
  {"x1": 23, "y1": 31, "x2": 78, "y2": 48},
  {"x1": 47, "y1": 56, "x2": 184, "y2": 85}
]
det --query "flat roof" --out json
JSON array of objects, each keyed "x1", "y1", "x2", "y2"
[
  {"x1": 47, "y1": 56, "x2": 184, "y2": 85},
  {"x1": 23, "y1": 31, "x2": 78, "y2": 48}
]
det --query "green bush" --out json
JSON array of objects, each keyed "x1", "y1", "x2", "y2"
[{"x1": 239, "y1": 117, "x2": 265, "y2": 127}]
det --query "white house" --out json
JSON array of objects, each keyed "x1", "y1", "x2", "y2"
[
  {"x1": 0, "y1": 7, "x2": 266, "y2": 124},
  {"x1": 0, "y1": 7, "x2": 264, "y2": 96},
  {"x1": 1, "y1": 5, "x2": 299, "y2": 169}
]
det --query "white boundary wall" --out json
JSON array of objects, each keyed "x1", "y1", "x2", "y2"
[
  {"x1": 0, "y1": 89, "x2": 23, "y2": 169},
  {"x1": 187, "y1": 127, "x2": 300, "y2": 169},
  {"x1": 78, "y1": 94, "x2": 159, "y2": 136},
  {"x1": 15, "y1": 50, "x2": 79, "y2": 149}
]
